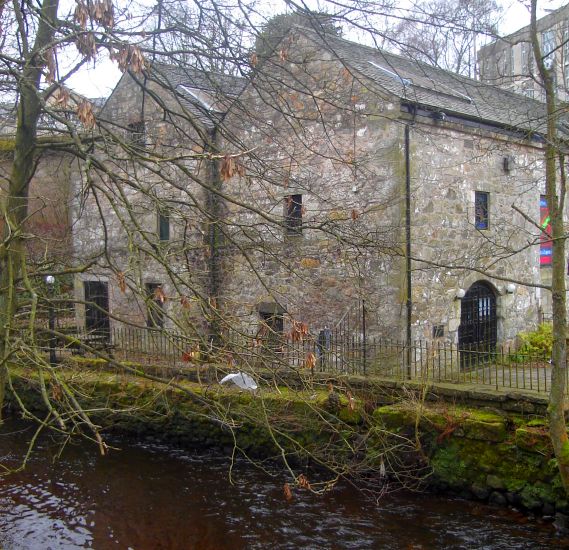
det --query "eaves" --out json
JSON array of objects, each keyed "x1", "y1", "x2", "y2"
[{"x1": 399, "y1": 101, "x2": 546, "y2": 146}]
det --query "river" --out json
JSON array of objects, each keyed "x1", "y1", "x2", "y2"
[{"x1": 0, "y1": 419, "x2": 564, "y2": 549}]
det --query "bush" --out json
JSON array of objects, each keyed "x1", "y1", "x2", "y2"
[{"x1": 517, "y1": 323, "x2": 553, "y2": 357}]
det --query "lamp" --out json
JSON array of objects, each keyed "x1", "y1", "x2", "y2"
[
  {"x1": 455, "y1": 288, "x2": 466, "y2": 299},
  {"x1": 506, "y1": 283, "x2": 516, "y2": 294}
]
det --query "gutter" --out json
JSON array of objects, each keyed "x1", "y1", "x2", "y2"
[{"x1": 400, "y1": 102, "x2": 546, "y2": 144}]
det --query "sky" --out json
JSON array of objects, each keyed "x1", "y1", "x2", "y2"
[{"x1": 65, "y1": 0, "x2": 569, "y2": 98}]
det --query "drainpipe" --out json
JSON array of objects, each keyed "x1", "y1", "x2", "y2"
[
  {"x1": 206, "y1": 126, "x2": 223, "y2": 349},
  {"x1": 404, "y1": 124, "x2": 412, "y2": 378}
]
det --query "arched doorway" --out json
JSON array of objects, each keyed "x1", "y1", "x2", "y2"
[{"x1": 458, "y1": 281, "x2": 497, "y2": 368}]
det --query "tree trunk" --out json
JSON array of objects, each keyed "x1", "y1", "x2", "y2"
[
  {"x1": 530, "y1": 0, "x2": 569, "y2": 494},
  {"x1": 0, "y1": 0, "x2": 60, "y2": 419}
]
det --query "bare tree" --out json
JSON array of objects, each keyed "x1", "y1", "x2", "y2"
[
  {"x1": 2, "y1": 0, "x2": 568, "y2": 504},
  {"x1": 527, "y1": 0, "x2": 569, "y2": 494},
  {"x1": 384, "y1": 0, "x2": 501, "y2": 77}
]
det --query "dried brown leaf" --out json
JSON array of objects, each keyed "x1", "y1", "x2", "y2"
[
  {"x1": 76, "y1": 100, "x2": 96, "y2": 128},
  {"x1": 305, "y1": 352, "x2": 316, "y2": 371},
  {"x1": 154, "y1": 286, "x2": 167, "y2": 303},
  {"x1": 297, "y1": 474, "x2": 311, "y2": 490},
  {"x1": 117, "y1": 271, "x2": 126, "y2": 293},
  {"x1": 283, "y1": 482, "x2": 293, "y2": 501},
  {"x1": 74, "y1": 1, "x2": 89, "y2": 29},
  {"x1": 45, "y1": 48, "x2": 56, "y2": 84}
]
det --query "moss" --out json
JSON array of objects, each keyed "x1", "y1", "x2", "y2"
[
  {"x1": 515, "y1": 427, "x2": 552, "y2": 454},
  {"x1": 7, "y1": 365, "x2": 568, "y2": 511},
  {"x1": 430, "y1": 442, "x2": 470, "y2": 488},
  {"x1": 560, "y1": 440, "x2": 569, "y2": 462},
  {"x1": 0, "y1": 138, "x2": 16, "y2": 152},
  {"x1": 527, "y1": 418, "x2": 548, "y2": 428},
  {"x1": 462, "y1": 419, "x2": 506, "y2": 442},
  {"x1": 372, "y1": 405, "x2": 414, "y2": 430},
  {"x1": 466, "y1": 409, "x2": 504, "y2": 423},
  {"x1": 337, "y1": 405, "x2": 363, "y2": 425}
]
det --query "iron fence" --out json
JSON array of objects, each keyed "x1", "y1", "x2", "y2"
[{"x1": 37, "y1": 324, "x2": 563, "y2": 394}]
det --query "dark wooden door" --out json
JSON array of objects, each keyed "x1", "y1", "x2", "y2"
[{"x1": 84, "y1": 281, "x2": 110, "y2": 336}]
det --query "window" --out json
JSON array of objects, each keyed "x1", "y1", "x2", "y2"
[
  {"x1": 509, "y1": 47, "x2": 515, "y2": 77},
  {"x1": 432, "y1": 325, "x2": 444, "y2": 338},
  {"x1": 475, "y1": 191, "x2": 489, "y2": 230},
  {"x1": 285, "y1": 194, "x2": 303, "y2": 235},
  {"x1": 257, "y1": 302, "x2": 285, "y2": 349},
  {"x1": 521, "y1": 42, "x2": 534, "y2": 74},
  {"x1": 146, "y1": 283, "x2": 165, "y2": 328},
  {"x1": 540, "y1": 195, "x2": 552, "y2": 267},
  {"x1": 260, "y1": 311, "x2": 284, "y2": 334},
  {"x1": 542, "y1": 30, "x2": 556, "y2": 68},
  {"x1": 158, "y1": 209, "x2": 170, "y2": 241},
  {"x1": 127, "y1": 120, "x2": 145, "y2": 146}
]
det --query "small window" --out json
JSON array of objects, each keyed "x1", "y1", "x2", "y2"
[
  {"x1": 542, "y1": 30, "x2": 556, "y2": 68},
  {"x1": 432, "y1": 325, "x2": 444, "y2": 338},
  {"x1": 158, "y1": 209, "x2": 170, "y2": 241},
  {"x1": 475, "y1": 191, "x2": 489, "y2": 230},
  {"x1": 285, "y1": 194, "x2": 303, "y2": 235},
  {"x1": 260, "y1": 311, "x2": 284, "y2": 334},
  {"x1": 146, "y1": 283, "x2": 165, "y2": 328},
  {"x1": 128, "y1": 121, "x2": 145, "y2": 146}
]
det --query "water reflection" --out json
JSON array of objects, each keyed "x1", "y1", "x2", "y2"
[{"x1": 0, "y1": 421, "x2": 564, "y2": 549}]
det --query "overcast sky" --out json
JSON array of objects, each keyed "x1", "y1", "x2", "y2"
[{"x1": 66, "y1": 0, "x2": 569, "y2": 98}]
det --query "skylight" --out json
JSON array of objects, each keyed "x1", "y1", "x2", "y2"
[
  {"x1": 368, "y1": 61, "x2": 412, "y2": 87},
  {"x1": 178, "y1": 85, "x2": 214, "y2": 111}
]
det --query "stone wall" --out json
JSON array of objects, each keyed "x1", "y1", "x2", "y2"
[
  {"x1": 407, "y1": 117, "x2": 546, "y2": 344},
  {"x1": 71, "y1": 70, "x2": 215, "y2": 332},
  {"x1": 220, "y1": 33, "x2": 408, "y2": 339},
  {"x1": 69, "y1": 31, "x2": 557, "y2": 351}
]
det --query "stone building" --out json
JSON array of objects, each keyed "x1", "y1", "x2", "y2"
[
  {"x1": 478, "y1": 4, "x2": 569, "y2": 101},
  {"x1": 71, "y1": 25, "x2": 561, "y2": 353}
]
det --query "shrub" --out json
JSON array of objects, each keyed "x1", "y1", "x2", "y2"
[{"x1": 517, "y1": 323, "x2": 553, "y2": 357}]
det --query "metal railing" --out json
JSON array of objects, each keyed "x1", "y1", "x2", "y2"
[{"x1": 38, "y1": 325, "x2": 562, "y2": 394}]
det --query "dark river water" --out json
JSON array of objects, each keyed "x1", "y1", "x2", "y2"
[{"x1": 0, "y1": 420, "x2": 565, "y2": 549}]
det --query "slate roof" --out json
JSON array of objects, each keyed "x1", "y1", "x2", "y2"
[
  {"x1": 295, "y1": 26, "x2": 563, "y2": 138},
  {"x1": 148, "y1": 63, "x2": 247, "y2": 129}
]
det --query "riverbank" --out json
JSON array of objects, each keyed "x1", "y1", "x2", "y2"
[
  {"x1": 4, "y1": 361, "x2": 568, "y2": 516},
  {"x1": 1, "y1": 417, "x2": 562, "y2": 549}
]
